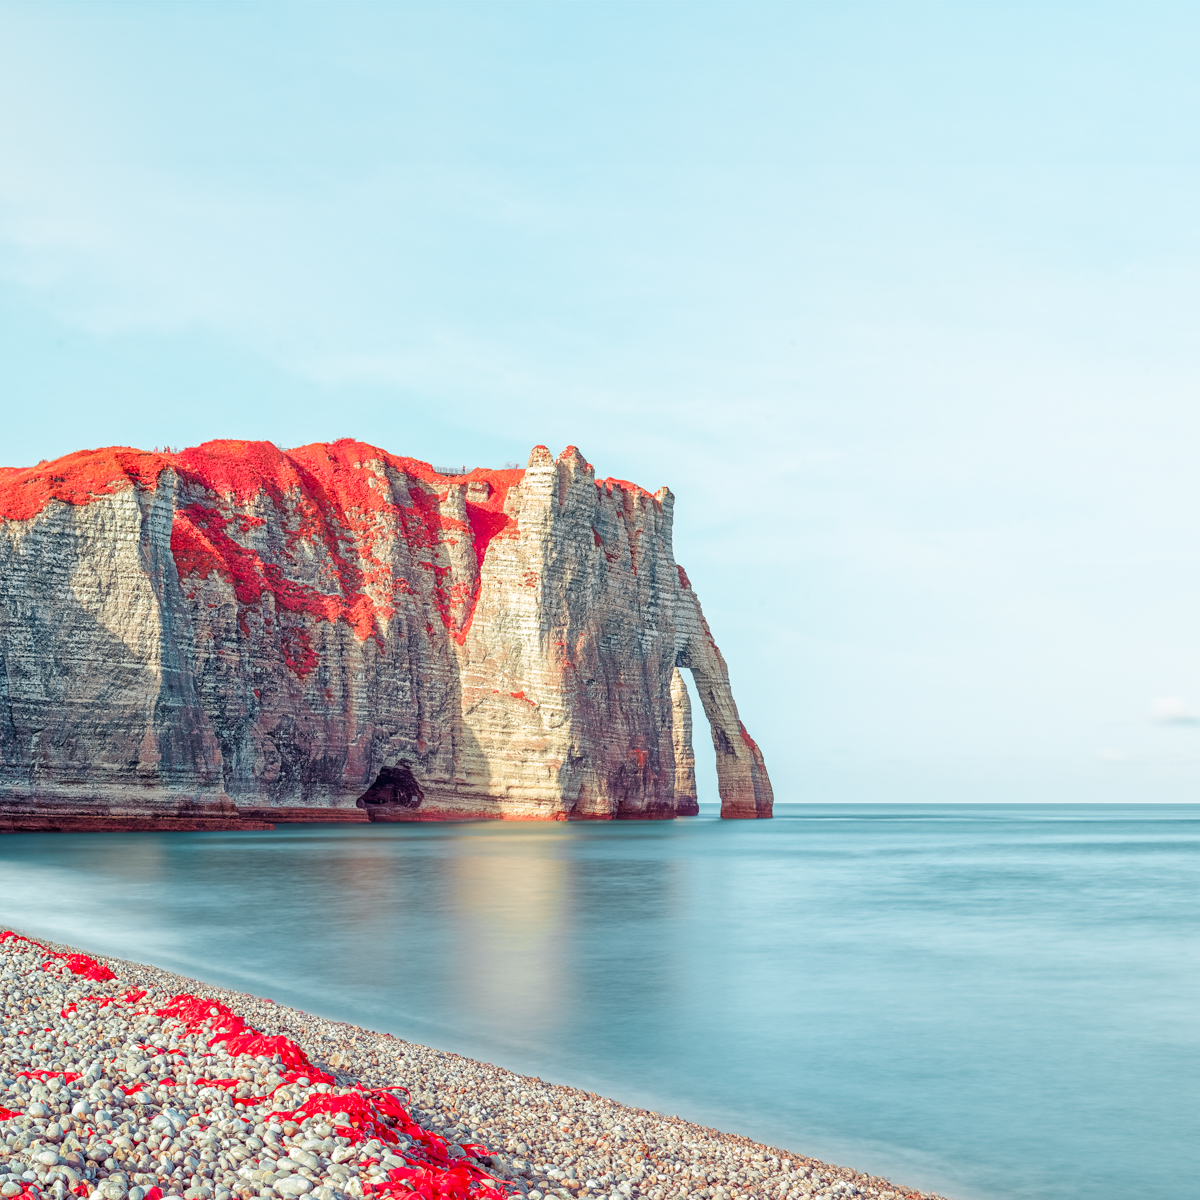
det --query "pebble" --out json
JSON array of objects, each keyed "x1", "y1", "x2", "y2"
[{"x1": 0, "y1": 929, "x2": 953, "y2": 1200}]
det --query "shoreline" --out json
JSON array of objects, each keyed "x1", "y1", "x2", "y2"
[
  {"x1": 0, "y1": 929, "x2": 950, "y2": 1200},
  {"x1": 0, "y1": 807, "x2": 721, "y2": 832}
]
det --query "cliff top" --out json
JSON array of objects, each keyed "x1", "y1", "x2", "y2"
[{"x1": 0, "y1": 438, "x2": 662, "y2": 524}]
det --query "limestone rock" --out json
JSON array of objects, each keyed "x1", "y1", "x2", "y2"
[
  {"x1": 0, "y1": 440, "x2": 772, "y2": 821},
  {"x1": 670, "y1": 668, "x2": 699, "y2": 816}
]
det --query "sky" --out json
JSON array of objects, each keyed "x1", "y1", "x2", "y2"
[{"x1": 3, "y1": 1, "x2": 1200, "y2": 803}]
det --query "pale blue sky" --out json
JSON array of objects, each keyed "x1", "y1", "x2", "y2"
[{"x1": 4, "y1": 2, "x2": 1200, "y2": 801}]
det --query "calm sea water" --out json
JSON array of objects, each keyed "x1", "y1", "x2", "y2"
[{"x1": 0, "y1": 805, "x2": 1195, "y2": 1200}]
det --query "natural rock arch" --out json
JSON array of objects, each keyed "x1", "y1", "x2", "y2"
[{"x1": 672, "y1": 581, "x2": 774, "y2": 820}]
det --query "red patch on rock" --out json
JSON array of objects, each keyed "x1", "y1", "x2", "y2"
[{"x1": 0, "y1": 440, "x2": 529, "y2": 669}]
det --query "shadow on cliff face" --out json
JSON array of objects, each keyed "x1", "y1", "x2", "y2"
[{"x1": 0, "y1": 563, "x2": 228, "y2": 815}]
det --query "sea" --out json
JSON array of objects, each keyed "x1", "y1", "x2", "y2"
[{"x1": 0, "y1": 804, "x2": 1195, "y2": 1200}]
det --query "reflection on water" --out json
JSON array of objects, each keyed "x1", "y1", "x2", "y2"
[
  {"x1": 0, "y1": 805, "x2": 1197, "y2": 1200},
  {"x1": 448, "y1": 839, "x2": 572, "y2": 1038}
]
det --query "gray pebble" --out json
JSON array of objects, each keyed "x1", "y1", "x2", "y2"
[{"x1": 276, "y1": 1179, "x2": 313, "y2": 1196}]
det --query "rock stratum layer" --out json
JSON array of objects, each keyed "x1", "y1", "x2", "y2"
[{"x1": 0, "y1": 440, "x2": 772, "y2": 825}]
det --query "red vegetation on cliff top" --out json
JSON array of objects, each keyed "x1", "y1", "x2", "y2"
[
  {"x1": 596, "y1": 476, "x2": 656, "y2": 500},
  {"x1": 0, "y1": 440, "x2": 526, "y2": 667},
  {"x1": 0, "y1": 441, "x2": 687, "y2": 691},
  {"x1": 0, "y1": 446, "x2": 174, "y2": 522}
]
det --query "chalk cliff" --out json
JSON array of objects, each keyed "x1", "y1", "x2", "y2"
[{"x1": 0, "y1": 440, "x2": 772, "y2": 825}]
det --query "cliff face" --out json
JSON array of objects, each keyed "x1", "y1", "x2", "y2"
[{"x1": 0, "y1": 440, "x2": 772, "y2": 822}]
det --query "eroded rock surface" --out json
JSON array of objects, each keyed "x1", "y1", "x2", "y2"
[{"x1": 0, "y1": 441, "x2": 771, "y2": 822}]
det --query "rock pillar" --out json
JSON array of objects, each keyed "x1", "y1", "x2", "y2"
[{"x1": 670, "y1": 668, "x2": 699, "y2": 815}]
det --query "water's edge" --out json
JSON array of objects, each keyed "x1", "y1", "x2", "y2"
[{"x1": 3, "y1": 923, "x2": 948, "y2": 1200}]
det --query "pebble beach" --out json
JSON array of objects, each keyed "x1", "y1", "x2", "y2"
[{"x1": 0, "y1": 931, "x2": 949, "y2": 1200}]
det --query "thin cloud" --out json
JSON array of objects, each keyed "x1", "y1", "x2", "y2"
[
  {"x1": 1149, "y1": 697, "x2": 1200, "y2": 725},
  {"x1": 1098, "y1": 748, "x2": 1138, "y2": 764}
]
